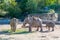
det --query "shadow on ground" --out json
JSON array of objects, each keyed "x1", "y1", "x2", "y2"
[
  {"x1": 0, "y1": 30, "x2": 50, "y2": 35},
  {"x1": 0, "y1": 30, "x2": 34, "y2": 35},
  {"x1": 0, "y1": 28, "x2": 53, "y2": 35},
  {"x1": 0, "y1": 30, "x2": 9, "y2": 34}
]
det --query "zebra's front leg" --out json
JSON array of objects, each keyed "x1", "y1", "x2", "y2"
[
  {"x1": 36, "y1": 26, "x2": 39, "y2": 31},
  {"x1": 40, "y1": 26, "x2": 43, "y2": 32},
  {"x1": 29, "y1": 25, "x2": 32, "y2": 32}
]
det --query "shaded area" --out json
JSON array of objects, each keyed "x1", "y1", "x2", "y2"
[
  {"x1": 0, "y1": 29, "x2": 33, "y2": 35},
  {"x1": 0, "y1": 30, "x2": 10, "y2": 34},
  {"x1": 13, "y1": 31, "x2": 31, "y2": 34},
  {"x1": 41, "y1": 30, "x2": 49, "y2": 33},
  {"x1": 0, "y1": 19, "x2": 10, "y2": 24}
]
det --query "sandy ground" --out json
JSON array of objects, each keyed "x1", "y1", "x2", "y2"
[{"x1": 0, "y1": 24, "x2": 60, "y2": 40}]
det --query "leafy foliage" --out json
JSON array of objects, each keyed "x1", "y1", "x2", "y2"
[{"x1": 0, "y1": 0, "x2": 60, "y2": 20}]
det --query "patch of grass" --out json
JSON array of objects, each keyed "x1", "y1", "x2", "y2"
[{"x1": 0, "y1": 28, "x2": 33, "y2": 34}]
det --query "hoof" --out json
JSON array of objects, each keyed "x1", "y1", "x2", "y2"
[
  {"x1": 52, "y1": 30, "x2": 54, "y2": 31},
  {"x1": 36, "y1": 30, "x2": 39, "y2": 31},
  {"x1": 48, "y1": 30, "x2": 50, "y2": 32},
  {"x1": 40, "y1": 30, "x2": 43, "y2": 32},
  {"x1": 29, "y1": 31, "x2": 32, "y2": 32}
]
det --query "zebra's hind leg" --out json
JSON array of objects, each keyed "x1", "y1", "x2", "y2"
[
  {"x1": 40, "y1": 26, "x2": 43, "y2": 32},
  {"x1": 48, "y1": 27, "x2": 50, "y2": 31}
]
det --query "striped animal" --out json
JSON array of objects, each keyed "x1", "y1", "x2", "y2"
[{"x1": 22, "y1": 16, "x2": 43, "y2": 32}]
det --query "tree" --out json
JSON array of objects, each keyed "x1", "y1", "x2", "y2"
[
  {"x1": 26, "y1": 0, "x2": 38, "y2": 12},
  {"x1": 0, "y1": 0, "x2": 22, "y2": 18},
  {"x1": 16, "y1": 0, "x2": 39, "y2": 20},
  {"x1": 0, "y1": 0, "x2": 59, "y2": 19}
]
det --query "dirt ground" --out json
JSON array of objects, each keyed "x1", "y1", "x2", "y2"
[{"x1": 0, "y1": 24, "x2": 60, "y2": 40}]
